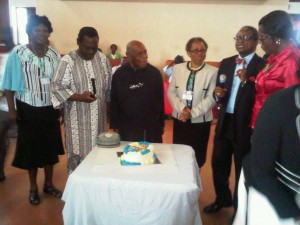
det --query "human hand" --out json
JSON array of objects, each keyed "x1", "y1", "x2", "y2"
[
  {"x1": 214, "y1": 86, "x2": 227, "y2": 98},
  {"x1": 178, "y1": 107, "x2": 191, "y2": 122},
  {"x1": 80, "y1": 91, "x2": 97, "y2": 103},
  {"x1": 236, "y1": 61, "x2": 247, "y2": 84}
]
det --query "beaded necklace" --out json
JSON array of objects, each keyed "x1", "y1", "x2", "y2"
[{"x1": 187, "y1": 61, "x2": 205, "y2": 75}]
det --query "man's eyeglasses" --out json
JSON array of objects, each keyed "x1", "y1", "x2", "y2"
[
  {"x1": 258, "y1": 35, "x2": 271, "y2": 41},
  {"x1": 233, "y1": 35, "x2": 256, "y2": 41},
  {"x1": 189, "y1": 48, "x2": 207, "y2": 54}
]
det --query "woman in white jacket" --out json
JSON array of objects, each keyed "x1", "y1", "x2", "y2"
[{"x1": 168, "y1": 37, "x2": 217, "y2": 168}]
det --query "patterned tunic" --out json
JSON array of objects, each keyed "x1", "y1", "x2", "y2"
[
  {"x1": 2, "y1": 45, "x2": 61, "y2": 106},
  {"x1": 51, "y1": 51, "x2": 112, "y2": 157}
]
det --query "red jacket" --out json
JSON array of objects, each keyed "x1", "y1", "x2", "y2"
[{"x1": 251, "y1": 44, "x2": 300, "y2": 128}]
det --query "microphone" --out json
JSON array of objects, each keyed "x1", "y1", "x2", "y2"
[
  {"x1": 219, "y1": 74, "x2": 226, "y2": 88},
  {"x1": 91, "y1": 78, "x2": 96, "y2": 98},
  {"x1": 216, "y1": 74, "x2": 226, "y2": 103}
]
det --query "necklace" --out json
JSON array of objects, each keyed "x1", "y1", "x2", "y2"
[
  {"x1": 262, "y1": 64, "x2": 273, "y2": 72},
  {"x1": 187, "y1": 61, "x2": 205, "y2": 75}
]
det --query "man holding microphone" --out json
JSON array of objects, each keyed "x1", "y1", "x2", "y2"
[{"x1": 203, "y1": 26, "x2": 265, "y2": 214}]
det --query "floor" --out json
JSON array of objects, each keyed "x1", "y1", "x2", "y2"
[{"x1": 0, "y1": 119, "x2": 234, "y2": 225}]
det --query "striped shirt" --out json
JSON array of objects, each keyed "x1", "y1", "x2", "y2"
[{"x1": 2, "y1": 45, "x2": 61, "y2": 107}]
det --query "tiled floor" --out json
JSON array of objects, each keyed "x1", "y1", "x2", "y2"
[{"x1": 0, "y1": 119, "x2": 234, "y2": 225}]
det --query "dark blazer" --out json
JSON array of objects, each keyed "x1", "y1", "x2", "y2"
[
  {"x1": 214, "y1": 54, "x2": 265, "y2": 144},
  {"x1": 244, "y1": 84, "x2": 300, "y2": 218}
]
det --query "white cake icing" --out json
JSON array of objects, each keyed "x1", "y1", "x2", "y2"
[{"x1": 121, "y1": 142, "x2": 156, "y2": 165}]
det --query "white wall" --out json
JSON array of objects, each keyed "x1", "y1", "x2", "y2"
[
  {"x1": 288, "y1": 1, "x2": 300, "y2": 13},
  {"x1": 36, "y1": 0, "x2": 288, "y2": 69}
]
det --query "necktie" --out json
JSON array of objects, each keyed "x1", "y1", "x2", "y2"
[{"x1": 235, "y1": 57, "x2": 246, "y2": 64}]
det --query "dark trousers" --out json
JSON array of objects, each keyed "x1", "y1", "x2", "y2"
[
  {"x1": 173, "y1": 118, "x2": 211, "y2": 168},
  {"x1": 0, "y1": 110, "x2": 10, "y2": 178},
  {"x1": 212, "y1": 113, "x2": 250, "y2": 210},
  {"x1": 119, "y1": 128, "x2": 163, "y2": 143}
]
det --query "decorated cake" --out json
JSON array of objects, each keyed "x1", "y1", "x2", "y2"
[{"x1": 120, "y1": 142, "x2": 156, "y2": 165}]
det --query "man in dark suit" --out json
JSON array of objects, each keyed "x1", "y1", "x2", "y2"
[{"x1": 203, "y1": 26, "x2": 266, "y2": 213}]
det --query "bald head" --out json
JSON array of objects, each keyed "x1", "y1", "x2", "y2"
[
  {"x1": 126, "y1": 40, "x2": 148, "y2": 69},
  {"x1": 126, "y1": 40, "x2": 143, "y2": 54}
]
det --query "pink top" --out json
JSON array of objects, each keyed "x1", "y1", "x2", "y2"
[{"x1": 251, "y1": 44, "x2": 300, "y2": 128}]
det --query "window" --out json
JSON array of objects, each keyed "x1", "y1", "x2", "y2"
[{"x1": 9, "y1": 0, "x2": 36, "y2": 44}]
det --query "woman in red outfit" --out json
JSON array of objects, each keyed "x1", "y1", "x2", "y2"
[{"x1": 251, "y1": 10, "x2": 300, "y2": 128}]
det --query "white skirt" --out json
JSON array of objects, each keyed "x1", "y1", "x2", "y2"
[{"x1": 233, "y1": 169, "x2": 295, "y2": 225}]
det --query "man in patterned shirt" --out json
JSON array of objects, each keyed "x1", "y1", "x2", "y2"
[{"x1": 51, "y1": 27, "x2": 112, "y2": 173}]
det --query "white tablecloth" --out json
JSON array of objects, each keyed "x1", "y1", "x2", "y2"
[{"x1": 62, "y1": 143, "x2": 202, "y2": 225}]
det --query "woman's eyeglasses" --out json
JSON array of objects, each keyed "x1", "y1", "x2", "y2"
[
  {"x1": 189, "y1": 49, "x2": 207, "y2": 54},
  {"x1": 233, "y1": 35, "x2": 256, "y2": 41},
  {"x1": 258, "y1": 35, "x2": 271, "y2": 41}
]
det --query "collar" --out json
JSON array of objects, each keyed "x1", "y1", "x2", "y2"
[
  {"x1": 126, "y1": 63, "x2": 148, "y2": 72},
  {"x1": 187, "y1": 61, "x2": 205, "y2": 74},
  {"x1": 237, "y1": 52, "x2": 255, "y2": 66}
]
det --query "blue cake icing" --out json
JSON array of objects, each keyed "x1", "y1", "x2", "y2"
[
  {"x1": 120, "y1": 160, "x2": 141, "y2": 166},
  {"x1": 121, "y1": 142, "x2": 156, "y2": 166}
]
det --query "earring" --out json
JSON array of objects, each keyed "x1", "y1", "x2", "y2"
[{"x1": 276, "y1": 39, "x2": 281, "y2": 45}]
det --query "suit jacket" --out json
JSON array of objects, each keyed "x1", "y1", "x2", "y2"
[
  {"x1": 168, "y1": 62, "x2": 218, "y2": 123},
  {"x1": 214, "y1": 54, "x2": 265, "y2": 144},
  {"x1": 244, "y1": 84, "x2": 300, "y2": 218}
]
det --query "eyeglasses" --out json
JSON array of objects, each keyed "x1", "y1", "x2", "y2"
[
  {"x1": 258, "y1": 35, "x2": 271, "y2": 41},
  {"x1": 233, "y1": 35, "x2": 256, "y2": 41},
  {"x1": 189, "y1": 48, "x2": 207, "y2": 54}
]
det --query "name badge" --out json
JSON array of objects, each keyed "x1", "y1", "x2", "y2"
[
  {"x1": 40, "y1": 77, "x2": 50, "y2": 85},
  {"x1": 182, "y1": 91, "x2": 193, "y2": 100}
]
